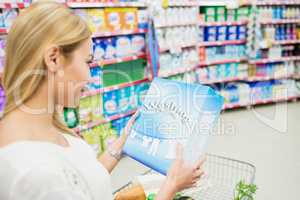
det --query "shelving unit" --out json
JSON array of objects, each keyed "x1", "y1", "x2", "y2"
[
  {"x1": 223, "y1": 95, "x2": 299, "y2": 110},
  {"x1": 0, "y1": 2, "x2": 30, "y2": 9},
  {"x1": 92, "y1": 29, "x2": 147, "y2": 38},
  {"x1": 67, "y1": 1, "x2": 147, "y2": 8},
  {"x1": 81, "y1": 78, "x2": 149, "y2": 98},
  {"x1": 199, "y1": 39, "x2": 247, "y2": 47},
  {"x1": 260, "y1": 19, "x2": 300, "y2": 25},
  {"x1": 89, "y1": 53, "x2": 146, "y2": 68},
  {"x1": 199, "y1": 58, "x2": 248, "y2": 67},
  {"x1": 74, "y1": 109, "x2": 137, "y2": 132}
]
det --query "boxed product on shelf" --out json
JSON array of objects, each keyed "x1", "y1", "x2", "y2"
[
  {"x1": 257, "y1": 6, "x2": 300, "y2": 20},
  {"x1": 92, "y1": 34, "x2": 145, "y2": 61},
  {"x1": 0, "y1": 8, "x2": 18, "y2": 29},
  {"x1": 201, "y1": 24, "x2": 247, "y2": 42},
  {"x1": 158, "y1": 49, "x2": 199, "y2": 76},
  {"x1": 219, "y1": 83, "x2": 250, "y2": 106},
  {"x1": 204, "y1": 44, "x2": 246, "y2": 62},
  {"x1": 197, "y1": 62, "x2": 249, "y2": 82},
  {"x1": 157, "y1": 26, "x2": 198, "y2": 51},
  {"x1": 153, "y1": 7, "x2": 198, "y2": 27},
  {"x1": 261, "y1": 24, "x2": 299, "y2": 42},
  {"x1": 104, "y1": 8, "x2": 138, "y2": 32},
  {"x1": 200, "y1": 6, "x2": 251, "y2": 23},
  {"x1": 102, "y1": 82, "x2": 149, "y2": 117},
  {"x1": 79, "y1": 94, "x2": 103, "y2": 125}
]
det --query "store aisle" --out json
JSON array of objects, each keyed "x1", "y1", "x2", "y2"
[{"x1": 111, "y1": 101, "x2": 300, "y2": 200}]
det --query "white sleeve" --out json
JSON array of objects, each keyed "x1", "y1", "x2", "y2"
[{"x1": 9, "y1": 168, "x2": 90, "y2": 200}]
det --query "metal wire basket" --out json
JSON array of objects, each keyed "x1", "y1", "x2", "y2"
[{"x1": 115, "y1": 154, "x2": 256, "y2": 200}]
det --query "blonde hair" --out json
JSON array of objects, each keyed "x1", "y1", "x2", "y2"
[{"x1": 1, "y1": 1, "x2": 91, "y2": 133}]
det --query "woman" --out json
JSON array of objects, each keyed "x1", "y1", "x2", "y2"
[{"x1": 0, "y1": 2, "x2": 205, "y2": 200}]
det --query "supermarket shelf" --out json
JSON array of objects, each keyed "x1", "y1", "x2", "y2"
[
  {"x1": 155, "y1": 22, "x2": 198, "y2": 28},
  {"x1": 0, "y1": 2, "x2": 30, "y2": 9},
  {"x1": 199, "y1": 58, "x2": 247, "y2": 67},
  {"x1": 201, "y1": 77, "x2": 247, "y2": 84},
  {"x1": 199, "y1": 20, "x2": 248, "y2": 27},
  {"x1": 200, "y1": 74, "x2": 294, "y2": 84},
  {"x1": 199, "y1": 40, "x2": 247, "y2": 47},
  {"x1": 74, "y1": 109, "x2": 137, "y2": 132},
  {"x1": 273, "y1": 39, "x2": 300, "y2": 45},
  {"x1": 0, "y1": 28, "x2": 7, "y2": 35},
  {"x1": 89, "y1": 53, "x2": 146, "y2": 68},
  {"x1": 81, "y1": 78, "x2": 149, "y2": 98},
  {"x1": 168, "y1": 1, "x2": 199, "y2": 6},
  {"x1": 260, "y1": 19, "x2": 300, "y2": 25},
  {"x1": 92, "y1": 29, "x2": 147, "y2": 38},
  {"x1": 67, "y1": 2, "x2": 147, "y2": 8},
  {"x1": 159, "y1": 65, "x2": 198, "y2": 78},
  {"x1": 256, "y1": 1, "x2": 300, "y2": 5},
  {"x1": 250, "y1": 56, "x2": 300, "y2": 64},
  {"x1": 159, "y1": 43, "x2": 197, "y2": 53},
  {"x1": 223, "y1": 96, "x2": 299, "y2": 110}
]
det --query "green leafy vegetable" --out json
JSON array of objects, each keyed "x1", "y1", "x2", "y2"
[{"x1": 234, "y1": 180, "x2": 257, "y2": 200}]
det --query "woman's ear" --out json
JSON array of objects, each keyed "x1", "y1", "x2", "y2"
[{"x1": 44, "y1": 46, "x2": 61, "y2": 73}]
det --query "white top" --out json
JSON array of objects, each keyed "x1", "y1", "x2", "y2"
[{"x1": 0, "y1": 134, "x2": 113, "y2": 200}]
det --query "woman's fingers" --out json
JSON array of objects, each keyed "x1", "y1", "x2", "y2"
[
  {"x1": 193, "y1": 169, "x2": 204, "y2": 179},
  {"x1": 196, "y1": 155, "x2": 206, "y2": 168},
  {"x1": 124, "y1": 110, "x2": 140, "y2": 135}
]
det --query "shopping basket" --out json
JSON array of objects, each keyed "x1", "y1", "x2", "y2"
[{"x1": 114, "y1": 153, "x2": 256, "y2": 200}]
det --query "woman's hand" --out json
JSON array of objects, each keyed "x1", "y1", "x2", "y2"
[
  {"x1": 155, "y1": 144, "x2": 206, "y2": 200},
  {"x1": 119, "y1": 110, "x2": 140, "y2": 146},
  {"x1": 98, "y1": 111, "x2": 139, "y2": 173},
  {"x1": 166, "y1": 144, "x2": 205, "y2": 191}
]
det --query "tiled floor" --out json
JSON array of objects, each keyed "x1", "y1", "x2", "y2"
[{"x1": 111, "y1": 101, "x2": 300, "y2": 200}]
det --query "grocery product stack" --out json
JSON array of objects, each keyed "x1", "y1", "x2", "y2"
[{"x1": 151, "y1": 0, "x2": 200, "y2": 83}]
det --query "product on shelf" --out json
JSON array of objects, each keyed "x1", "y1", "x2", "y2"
[
  {"x1": 74, "y1": 7, "x2": 145, "y2": 34},
  {"x1": 199, "y1": 24, "x2": 247, "y2": 42},
  {"x1": 158, "y1": 49, "x2": 199, "y2": 76},
  {"x1": 0, "y1": 8, "x2": 18, "y2": 29},
  {"x1": 220, "y1": 79, "x2": 298, "y2": 108},
  {"x1": 257, "y1": 6, "x2": 300, "y2": 20},
  {"x1": 197, "y1": 63, "x2": 248, "y2": 82},
  {"x1": 248, "y1": 61, "x2": 295, "y2": 78},
  {"x1": 153, "y1": 7, "x2": 198, "y2": 27},
  {"x1": 200, "y1": 6, "x2": 252, "y2": 23},
  {"x1": 157, "y1": 26, "x2": 198, "y2": 51},
  {"x1": 167, "y1": 70, "x2": 198, "y2": 84},
  {"x1": 92, "y1": 34, "x2": 145, "y2": 61},
  {"x1": 202, "y1": 44, "x2": 247, "y2": 63},
  {"x1": 102, "y1": 82, "x2": 149, "y2": 117},
  {"x1": 256, "y1": 43, "x2": 300, "y2": 59}
]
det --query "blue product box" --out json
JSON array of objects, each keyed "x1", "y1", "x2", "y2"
[
  {"x1": 103, "y1": 90, "x2": 118, "y2": 117},
  {"x1": 205, "y1": 26, "x2": 217, "y2": 35},
  {"x1": 93, "y1": 39, "x2": 105, "y2": 61},
  {"x1": 89, "y1": 67, "x2": 102, "y2": 89},
  {"x1": 217, "y1": 26, "x2": 227, "y2": 35},
  {"x1": 225, "y1": 63, "x2": 232, "y2": 78},
  {"x1": 137, "y1": 9, "x2": 148, "y2": 30},
  {"x1": 217, "y1": 33, "x2": 227, "y2": 41},
  {"x1": 118, "y1": 87, "x2": 131, "y2": 113},
  {"x1": 238, "y1": 25, "x2": 247, "y2": 34},
  {"x1": 104, "y1": 37, "x2": 117, "y2": 60},
  {"x1": 237, "y1": 32, "x2": 247, "y2": 40},
  {"x1": 206, "y1": 34, "x2": 217, "y2": 42},
  {"x1": 128, "y1": 86, "x2": 138, "y2": 110},
  {"x1": 135, "y1": 83, "x2": 150, "y2": 106},
  {"x1": 227, "y1": 33, "x2": 238, "y2": 41},
  {"x1": 227, "y1": 25, "x2": 238, "y2": 35}
]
